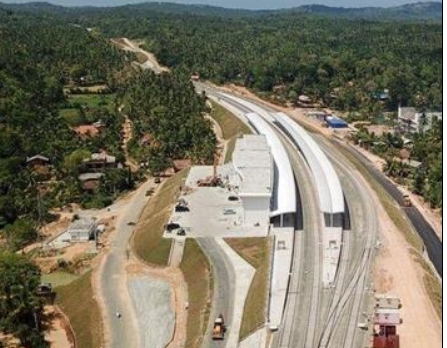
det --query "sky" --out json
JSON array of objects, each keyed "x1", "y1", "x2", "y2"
[{"x1": 0, "y1": 0, "x2": 441, "y2": 9}]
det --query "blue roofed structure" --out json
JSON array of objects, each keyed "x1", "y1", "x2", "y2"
[{"x1": 325, "y1": 115, "x2": 348, "y2": 129}]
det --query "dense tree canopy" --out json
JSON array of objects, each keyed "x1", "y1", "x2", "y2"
[
  {"x1": 0, "y1": 9, "x2": 131, "y2": 235},
  {"x1": 61, "y1": 11, "x2": 442, "y2": 112},
  {"x1": 0, "y1": 251, "x2": 46, "y2": 348},
  {"x1": 124, "y1": 70, "x2": 216, "y2": 173}
]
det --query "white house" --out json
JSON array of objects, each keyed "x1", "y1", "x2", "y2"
[
  {"x1": 66, "y1": 217, "x2": 97, "y2": 242},
  {"x1": 398, "y1": 106, "x2": 442, "y2": 134}
]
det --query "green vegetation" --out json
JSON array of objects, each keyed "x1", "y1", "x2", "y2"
[
  {"x1": 41, "y1": 271, "x2": 80, "y2": 287},
  {"x1": 67, "y1": 93, "x2": 116, "y2": 110},
  {"x1": 55, "y1": 271, "x2": 102, "y2": 348},
  {"x1": 67, "y1": 10, "x2": 441, "y2": 113},
  {"x1": 332, "y1": 141, "x2": 423, "y2": 250},
  {"x1": 209, "y1": 101, "x2": 251, "y2": 139},
  {"x1": 351, "y1": 119, "x2": 442, "y2": 211},
  {"x1": 331, "y1": 140, "x2": 443, "y2": 318},
  {"x1": 132, "y1": 170, "x2": 188, "y2": 266},
  {"x1": 209, "y1": 100, "x2": 252, "y2": 163},
  {"x1": 0, "y1": 251, "x2": 46, "y2": 348},
  {"x1": 0, "y1": 8, "x2": 132, "y2": 240},
  {"x1": 180, "y1": 239, "x2": 212, "y2": 348},
  {"x1": 225, "y1": 238, "x2": 271, "y2": 339},
  {"x1": 124, "y1": 70, "x2": 216, "y2": 174}
]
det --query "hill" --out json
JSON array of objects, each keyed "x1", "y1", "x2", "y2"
[{"x1": 0, "y1": 1, "x2": 442, "y2": 21}]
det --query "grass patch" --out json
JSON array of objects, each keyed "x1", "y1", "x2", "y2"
[
  {"x1": 209, "y1": 101, "x2": 252, "y2": 139},
  {"x1": 424, "y1": 273, "x2": 442, "y2": 320},
  {"x1": 67, "y1": 93, "x2": 116, "y2": 110},
  {"x1": 180, "y1": 239, "x2": 212, "y2": 348},
  {"x1": 42, "y1": 271, "x2": 79, "y2": 287},
  {"x1": 332, "y1": 141, "x2": 423, "y2": 251},
  {"x1": 409, "y1": 249, "x2": 442, "y2": 320},
  {"x1": 132, "y1": 170, "x2": 188, "y2": 266},
  {"x1": 225, "y1": 238, "x2": 271, "y2": 339},
  {"x1": 331, "y1": 141, "x2": 444, "y2": 317},
  {"x1": 209, "y1": 100, "x2": 252, "y2": 163},
  {"x1": 55, "y1": 270, "x2": 101, "y2": 348},
  {"x1": 60, "y1": 108, "x2": 83, "y2": 126}
]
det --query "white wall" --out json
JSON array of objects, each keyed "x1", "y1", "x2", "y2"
[{"x1": 242, "y1": 196, "x2": 270, "y2": 227}]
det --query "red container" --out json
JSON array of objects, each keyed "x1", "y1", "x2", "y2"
[{"x1": 372, "y1": 335, "x2": 400, "y2": 348}]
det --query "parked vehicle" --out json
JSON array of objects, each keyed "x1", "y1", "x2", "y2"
[
  {"x1": 175, "y1": 205, "x2": 190, "y2": 212},
  {"x1": 176, "y1": 228, "x2": 186, "y2": 236},
  {"x1": 228, "y1": 196, "x2": 239, "y2": 201},
  {"x1": 212, "y1": 314, "x2": 226, "y2": 340},
  {"x1": 165, "y1": 222, "x2": 180, "y2": 232},
  {"x1": 223, "y1": 208, "x2": 236, "y2": 215}
]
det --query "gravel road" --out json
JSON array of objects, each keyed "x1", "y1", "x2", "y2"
[{"x1": 127, "y1": 276, "x2": 175, "y2": 348}]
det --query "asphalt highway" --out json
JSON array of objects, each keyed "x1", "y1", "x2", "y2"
[
  {"x1": 98, "y1": 180, "x2": 154, "y2": 348},
  {"x1": 334, "y1": 140, "x2": 442, "y2": 278},
  {"x1": 198, "y1": 238, "x2": 235, "y2": 348}
]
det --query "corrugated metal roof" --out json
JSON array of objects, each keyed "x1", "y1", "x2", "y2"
[
  {"x1": 245, "y1": 112, "x2": 296, "y2": 217},
  {"x1": 275, "y1": 112, "x2": 344, "y2": 214}
]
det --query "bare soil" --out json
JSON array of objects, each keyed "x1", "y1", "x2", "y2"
[
  {"x1": 219, "y1": 83, "x2": 442, "y2": 347},
  {"x1": 221, "y1": 83, "x2": 442, "y2": 241},
  {"x1": 44, "y1": 306, "x2": 75, "y2": 348},
  {"x1": 372, "y1": 194, "x2": 441, "y2": 348}
]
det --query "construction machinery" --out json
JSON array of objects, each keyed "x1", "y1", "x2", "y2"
[{"x1": 212, "y1": 314, "x2": 226, "y2": 340}]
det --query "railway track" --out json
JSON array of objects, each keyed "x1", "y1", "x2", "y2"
[
  {"x1": 201, "y1": 86, "x2": 377, "y2": 348},
  {"x1": 275, "y1": 137, "x2": 324, "y2": 348},
  {"x1": 316, "y1": 140, "x2": 378, "y2": 348}
]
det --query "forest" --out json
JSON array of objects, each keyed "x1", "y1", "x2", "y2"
[
  {"x1": 0, "y1": 4, "x2": 442, "y2": 346},
  {"x1": 0, "y1": 8, "x2": 216, "y2": 347},
  {"x1": 63, "y1": 4, "x2": 442, "y2": 210},
  {"x1": 123, "y1": 70, "x2": 216, "y2": 173}
]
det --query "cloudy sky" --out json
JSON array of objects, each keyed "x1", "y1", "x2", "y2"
[{"x1": 0, "y1": 0, "x2": 441, "y2": 9}]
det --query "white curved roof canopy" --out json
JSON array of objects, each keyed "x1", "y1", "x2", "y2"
[
  {"x1": 218, "y1": 93, "x2": 276, "y2": 123},
  {"x1": 245, "y1": 112, "x2": 296, "y2": 217},
  {"x1": 274, "y1": 112, "x2": 344, "y2": 214}
]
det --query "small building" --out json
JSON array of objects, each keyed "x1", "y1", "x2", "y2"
[
  {"x1": 190, "y1": 73, "x2": 200, "y2": 81},
  {"x1": 84, "y1": 152, "x2": 117, "y2": 171},
  {"x1": 372, "y1": 294, "x2": 402, "y2": 348},
  {"x1": 298, "y1": 94, "x2": 311, "y2": 103},
  {"x1": 398, "y1": 106, "x2": 442, "y2": 134},
  {"x1": 79, "y1": 173, "x2": 104, "y2": 191},
  {"x1": 373, "y1": 309, "x2": 402, "y2": 325},
  {"x1": 325, "y1": 115, "x2": 348, "y2": 128},
  {"x1": 66, "y1": 217, "x2": 97, "y2": 242},
  {"x1": 307, "y1": 111, "x2": 327, "y2": 121},
  {"x1": 375, "y1": 294, "x2": 401, "y2": 310},
  {"x1": 26, "y1": 155, "x2": 50, "y2": 168}
]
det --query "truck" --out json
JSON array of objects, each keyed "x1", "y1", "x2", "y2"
[
  {"x1": 402, "y1": 194, "x2": 412, "y2": 207},
  {"x1": 212, "y1": 314, "x2": 226, "y2": 340}
]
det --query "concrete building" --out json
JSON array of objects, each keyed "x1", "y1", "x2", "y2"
[
  {"x1": 231, "y1": 135, "x2": 273, "y2": 227},
  {"x1": 245, "y1": 113, "x2": 296, "y2": 227},
  {"x1": 66, "y1": 217, "x2": 97, "y2": 242},
  {"x1": 398, "y1": 106, "x2": 442, "y2": 134}
]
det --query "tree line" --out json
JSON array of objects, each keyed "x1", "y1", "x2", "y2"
[{"x1": 0, "y1": 9, "x2": 211, "y2": 347}]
